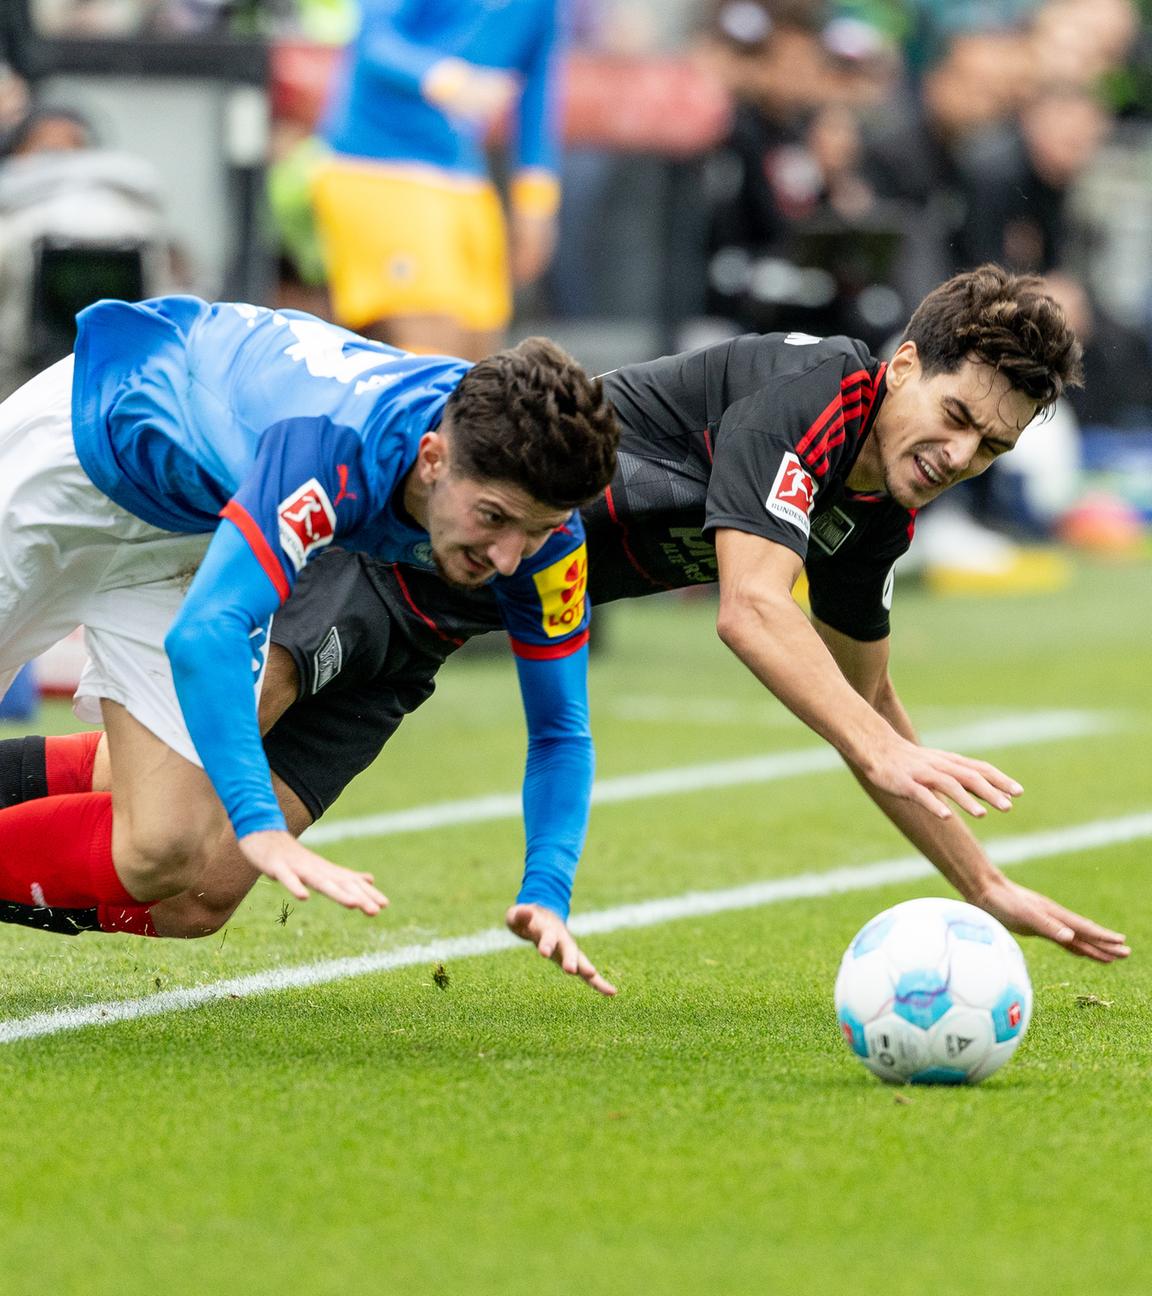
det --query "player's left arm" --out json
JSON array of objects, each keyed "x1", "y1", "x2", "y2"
[
  {"x1": 495, "y1": 526, "x2": 615, "y2": 996},
  {"x1": 814, "y1": 620, "x2": 1130, "y2": 963},
  {"x1": 502, "y1": 645, "x2": 615, "y2": 996},
  {"x1": 715, "y1": 529, "x2": 1019, "y2": 819}
]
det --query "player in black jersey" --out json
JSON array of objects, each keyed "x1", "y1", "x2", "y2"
[{"x1": 0, "y1": 265, "x2": 1129, "y2": 973}]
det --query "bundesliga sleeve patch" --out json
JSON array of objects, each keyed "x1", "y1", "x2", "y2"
[
  {"x1": 278, "y1": 479, "x2": 337, "y2": 570},
  {"x1": 532, "y1": 544, "x2": 588, "y2": 639},
  {"x1": 765, "y1": 453, "x2": 816, "y2": 537}
]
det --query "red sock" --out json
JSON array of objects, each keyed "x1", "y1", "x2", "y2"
[
  {"x1": 41, "y1": 735, "x2": 158, "y2": 935},
  {"x1": 44, "y1": 731, "x2": 102, "y2": 796},
  {"x1": 0, "y1": 793, "x2": 140, "y2": 908}
]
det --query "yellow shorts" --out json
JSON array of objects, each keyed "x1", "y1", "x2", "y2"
[{"x1": 312, "y1": 159, "x2": 512, "y2": 333}]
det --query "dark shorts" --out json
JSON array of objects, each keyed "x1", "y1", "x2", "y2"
[{"x1": 264, "y1": 549, "x2": 503, "y2": 821}]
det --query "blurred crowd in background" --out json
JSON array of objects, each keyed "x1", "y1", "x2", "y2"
[{"x1": 1, "y1": 0, "x2": 1151, "y2": 579}]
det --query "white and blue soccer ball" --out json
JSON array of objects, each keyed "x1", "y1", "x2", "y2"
[{"x1": 834, "y1": 897, "x2": 1033, "y2": 1085}]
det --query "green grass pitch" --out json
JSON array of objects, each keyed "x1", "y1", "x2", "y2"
[{"x1": 0, "y1": 555, "x2": 1148, "y2": 1296}]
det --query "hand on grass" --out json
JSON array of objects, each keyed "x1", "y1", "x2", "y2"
[
  {"x1": 239, "y1": 829, "x2": 389, "y2": 915},
  {"x1": 505, "y1": 903, "x2": 617, "y2": 996},
  {"x1": 967, "y1": 873, "x2": 1130, "y2": 963}
]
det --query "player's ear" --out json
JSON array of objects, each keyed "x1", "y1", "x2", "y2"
[
  {"x1": 416, "y1": 429, "x2": 449, "y2": 483},
  {"x1": 887, "y1": 340, "x2": 920, "y2": 389}
]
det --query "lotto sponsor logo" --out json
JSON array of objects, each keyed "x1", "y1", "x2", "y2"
[
  {"x1": 532, "y1": 544, "x2": 588, "y2": 639},
  {"x1": 765, "y1": 453, "x2": 816, "y2": 536},
  {"x1": 278, "y1": 478, "x2": 336, "y2": 570}
]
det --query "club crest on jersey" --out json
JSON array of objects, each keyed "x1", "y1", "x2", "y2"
[
  {"x1": 312, "y1": 626, "x2": 343, "y2": 693},
  {"x1": 766, "y1": 453, "x2": 816, "y2": 536},
  {"x1": 532, "y1": 544, "x2": 588, "y2": 639},
  {"x1": 278, "y1": 478, "x2": 337, "y2": 569}
]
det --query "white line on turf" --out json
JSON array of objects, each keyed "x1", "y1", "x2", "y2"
[
  {"x1": 304, "y1": 710, "x2": 1114, "y2": 846},
  {"x1": 1, "y1": 808, "x2": 1148, "y2": 1046}
]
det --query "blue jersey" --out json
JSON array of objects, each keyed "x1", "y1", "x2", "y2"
[
  {"x1": 69, "y1": 298, "x2": 593, "y2": 905},
  {"x1": 322, "y1": 0, "x2": 562, "y2": 177}
]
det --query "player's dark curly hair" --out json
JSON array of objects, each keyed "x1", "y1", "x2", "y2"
[
  {"x1": 903, "y1": 264, "x2": 1084, "y2": 411},
  {"x1": 443, "y1": 337, "x2": 619, "y2": 510}
]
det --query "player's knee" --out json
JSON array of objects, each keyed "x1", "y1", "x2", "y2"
[
  {"x1": 152, "y1": 891, "x2": 241, "y2": 939},
  {"x1": 114, "y1": 819, "x2": 217, "y2": 899}
]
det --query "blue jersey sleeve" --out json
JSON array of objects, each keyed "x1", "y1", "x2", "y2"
[
  {"x1": 222, "y1": 418, "x2": 374, "y2": 603},
  {"x1": 493, "y1": 518, "x2": 589, "y2": 660},
  {"x1": 166, "y1": 417, "x2": 381, "y2": 839},
  {"x1": 513, "y1": 645, "x2": 593, "y2": 921},
  {"x1": 165, "y1": 520, "x2": 290, "y2": 839},
  {"x1": 493, "y1": 518, "x2": 594, "y2": 919}
]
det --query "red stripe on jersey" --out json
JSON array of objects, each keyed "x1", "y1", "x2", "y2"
[
  {"x1": 795, "y1": 369, "x2": 872, "y2": 457},
  {"x1": 803, "y1": 415, "x2": 847, "y2": 471},
  {"x1": 219, "y1": 500, "x2": 290, "y2": 604},
  {"x1": 795, "y1": 390, "x2": 844, "y2": 457},
  {"x1": 809, "y1": 432, "x2": 848, "y2": 477},
  {"x1": 860, "y1": 362, "x2": 886, "y2": 429},
  {"x1": 604, "y1": 486, "x2": 675, "y2": 590},
  {"x1": 389, "y1": 564, "x2": 465, "y2": 646},
  {"x1": 509, "y1": 628, "x2": 590, "y2": 660},
  {"x1": 802, "y1": 396, "x2": 868, "y2": 468},
  {"x1": 907, "y1": 508, "x2": 918, "y2": 542},
  {"x1": 702, "y1": 426, "x2": 714, "y2": 462}
]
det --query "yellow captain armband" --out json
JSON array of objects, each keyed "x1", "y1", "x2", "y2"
[{"x1": 511, "y1": 170, "x2": 561, "y2": 219}]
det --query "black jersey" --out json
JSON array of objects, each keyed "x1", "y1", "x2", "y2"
[
  {"x1": 265, "y1": 337, "x2": 919, "y2": 815},
  {"x1": 295, "y1": 333, "x2": 919, "y2": 662},
  {"x1": 589, "y1": 332, "x2": 915, "y2": 640}
]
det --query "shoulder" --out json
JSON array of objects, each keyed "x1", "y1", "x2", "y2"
[{"x1": 729, "y1": 331, "x2": 876, "y2": 386}]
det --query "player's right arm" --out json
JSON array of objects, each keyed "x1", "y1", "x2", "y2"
[
  {"x1": 712, "y1": 527, "x2": 1021, "y2": 820},
  {"x1": 812, "y1": 619, "x2": 1129, "y2": 962},
  {"x1": 165, "y1": 524, "x2": 387, "y2": 915}
]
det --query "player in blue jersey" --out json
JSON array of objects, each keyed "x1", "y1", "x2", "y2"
[
  {"x1": 312, "y1": 0, "x2": 564, "y2": 359},
  {"x1": 0, "y1": 296, "x2": 619, "y2": 989}
]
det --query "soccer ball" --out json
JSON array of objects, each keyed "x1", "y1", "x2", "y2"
[{"x1": 834, "y1": 897, "x2": 1033, "y2": 1085}]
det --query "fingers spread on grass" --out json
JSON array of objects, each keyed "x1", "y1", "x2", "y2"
[{"x1": 578, "y1": 953, "x2": 617, "y2": 997}]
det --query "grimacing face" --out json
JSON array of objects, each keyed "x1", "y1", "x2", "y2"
[
  {"x1": 402, "y1": 425, "x2": 571, "y2": 587},
  {"x1": 848, "y1": 342, "x2": 1040, "y2": 509}
]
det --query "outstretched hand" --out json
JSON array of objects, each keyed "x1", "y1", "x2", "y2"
[
  {"x1": 505, "y1": 903, "x2": 617, "y2": 996},
  {"x1": 968, "y1": 873, "x2": 1130, "y2": 963},
  {"x1": 863, "y1": 736, "x2": 1024, "y2": 821},
  {"x1": 239, "y1": 829, "x2": 389, "y2": 915}
]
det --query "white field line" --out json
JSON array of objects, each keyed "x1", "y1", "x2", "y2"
[
  {"x1": 304, "y1": 709, "x2": 1113, "y2": 846},
  {"x1": 2, "y1": 808, "x2": 1149, "y2": 1047}
]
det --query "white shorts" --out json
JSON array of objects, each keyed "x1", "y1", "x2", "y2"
[{"x1": 0, "y1": 356, "x2": 216, "y2": 765}]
